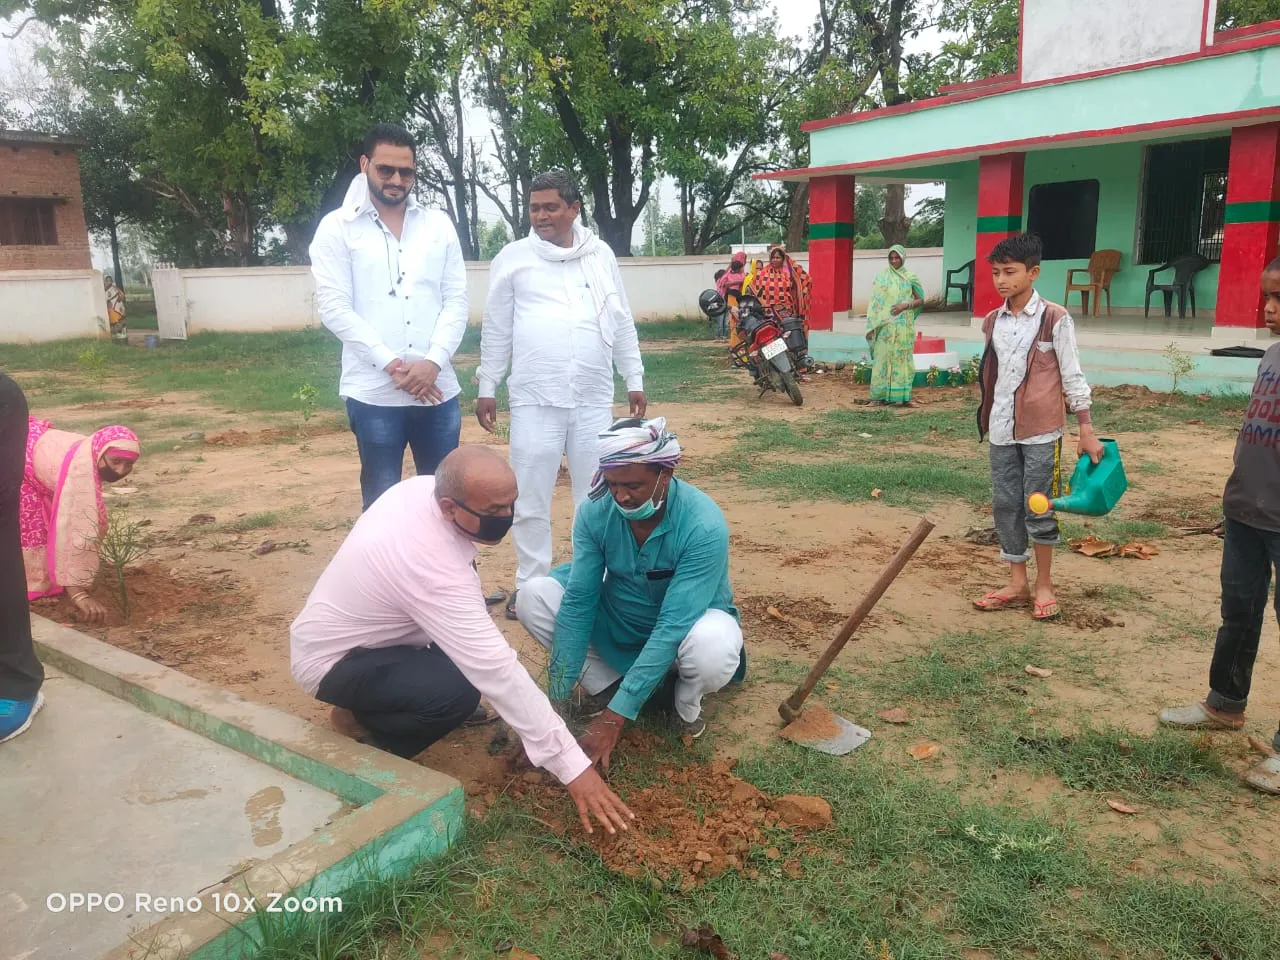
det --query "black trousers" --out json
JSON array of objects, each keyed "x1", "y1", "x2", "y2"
[
  {"x1": 0, "y1": 373, "x2": 42, "y2": 701},
  {"x1": 315, "y1": 643, "x2": 480, "y2": 759},
  {"x1": 1206, "y1": 517, "x2": 1280, "y2": 715}
]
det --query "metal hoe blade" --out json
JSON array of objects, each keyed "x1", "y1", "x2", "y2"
[{"x1": 780, "y1": 705, "x2": 873, "y2": 756}]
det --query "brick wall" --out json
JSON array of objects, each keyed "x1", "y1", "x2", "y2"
[{"x1": 0, "y1": 141, "x2": 92, "y2": 271}]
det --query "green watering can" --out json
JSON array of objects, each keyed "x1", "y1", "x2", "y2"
[{"x1": 1028, "y1": 439, "x2": 1128, "y2": 518}]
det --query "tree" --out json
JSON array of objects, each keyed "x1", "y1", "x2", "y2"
[
  {"x1": 1217, "y1": 0, "x2": 1280, "y2": 29},
  {"x1": 478, "y1": 220, "x2": 511, "y2": 260},
  {"x1": 465, "y1": 0, "x2": 761, "y2": 256},
  {"x1": 642, "y1": 212, "x2": 685, "y2": 257},
  {"x1": 906, "y1": 194, "x2": 944, "y2": 247}
]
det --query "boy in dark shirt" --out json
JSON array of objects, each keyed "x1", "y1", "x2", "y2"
[{"x1": 1160, "y1": 256, "x2": 1280, "y2": 795}]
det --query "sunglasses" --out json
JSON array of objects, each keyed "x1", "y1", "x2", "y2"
[{"x1": 373, "y1": 164, "x2": 416, "y2": 181}]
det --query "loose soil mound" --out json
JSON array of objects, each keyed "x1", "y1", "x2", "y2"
[
  {"x1": 206, "y1": 424, "x2": 343, "y2": 446},
  {"x1": 34, "y1": 564, "x2": 238, "y2": 632},
  {"x1": 508, "y1": 757, "x2": 830, "y2": 889}
]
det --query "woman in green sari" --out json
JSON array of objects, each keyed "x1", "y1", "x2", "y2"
[{"x1": 865, "y1": 245, "x2": 925, "y2": 407}]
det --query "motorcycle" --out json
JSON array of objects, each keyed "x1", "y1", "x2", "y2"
[{"x1": 699, "y1": 289, "x2": 806, "y2": 406}]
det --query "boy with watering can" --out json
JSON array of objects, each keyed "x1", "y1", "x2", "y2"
[
  {"x1": 972, "y1": 233, "x2": 1105, "y2": 622},
  {"x1": 1161, "y1": 257, "x2": 1280, "y2": 796}
]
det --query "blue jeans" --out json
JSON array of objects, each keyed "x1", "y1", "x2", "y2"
[
  {"x1": 1206, "y1": 518, "x2": 1280, "y2": 719},
  {"x1": 345, "y1": 396, "x2": 461, "y2": 511}
]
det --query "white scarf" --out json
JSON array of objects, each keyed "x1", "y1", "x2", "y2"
[{"x1": 529, "y1": 221, "x2": 624, "y2": 348}]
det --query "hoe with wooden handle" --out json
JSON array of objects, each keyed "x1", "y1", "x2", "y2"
[{"x1": 778, "y1": 516, "x2": 936, "y2": 754}]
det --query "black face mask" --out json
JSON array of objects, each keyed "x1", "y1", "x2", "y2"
[{"x1": 452, "y1": 501, "x2": 514, "y2": 542}]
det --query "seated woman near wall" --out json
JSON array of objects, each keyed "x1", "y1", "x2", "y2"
[
  {"x1": 22, "y1": 419, "x2": 141, "y2": 624},
  {"x1": 865, "y1": 245, "x2": 925, "y2": 408}
]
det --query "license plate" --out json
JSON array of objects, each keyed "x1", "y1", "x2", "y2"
[{"x1": 760, "y1": 338, "x2": 787, "y2": 360}]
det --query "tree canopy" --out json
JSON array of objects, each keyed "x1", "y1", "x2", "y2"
[{"x1": 4, "y1": 0, "x2": 1276, "y2": 270}]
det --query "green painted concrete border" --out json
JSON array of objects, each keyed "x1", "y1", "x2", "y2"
[
  {"x1": 188, "y1": 796, "x2": 466, "y2": 960},
  {"x1": 31, "y1": 618, "x2": 465, "y2": 960},
  {"x1": 1224, "y1": 200, "x2": 1280, "y2": 224},
  {"x1": 810, "y1": 222, "x2": 856, "y2": 240},
  {"x1": 976, "y1": 215, "x2": 1022, "y2": 233}
]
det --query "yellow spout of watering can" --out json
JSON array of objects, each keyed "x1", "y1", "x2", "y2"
[{"x1": 1028, "y1": 439, "x2": 1128, "y2": 518}]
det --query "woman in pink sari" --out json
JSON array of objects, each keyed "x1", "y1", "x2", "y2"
[{"x1": 21, "y1": 419, "x2": 141, "y2": 624}]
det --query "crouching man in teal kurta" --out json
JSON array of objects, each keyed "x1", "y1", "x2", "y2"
[{"x1": 516, "y1": 416, "x2": 744, "y2": 769}]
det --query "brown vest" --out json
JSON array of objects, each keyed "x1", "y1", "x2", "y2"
[{"x1": 976, "y1": 300, "x2": 1069, "y2": 441}]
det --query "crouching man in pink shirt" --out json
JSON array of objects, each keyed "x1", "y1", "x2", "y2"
[{"x1": 291, "y1": 445, "x2": 633, "y2": 835}]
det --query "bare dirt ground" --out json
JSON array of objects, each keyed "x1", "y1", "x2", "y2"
[{"x1": 30, "y1": 370, "x2": 1280, "y2": 889}]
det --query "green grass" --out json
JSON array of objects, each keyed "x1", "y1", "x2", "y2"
[
  {"x1": 218, "y1": 511, "x2": 283, "y2": 533},
  {"x1": 987, "y1": 725, "x2": 1227, "y2": 802},
  {"x1": 1060, "y1": 517, "x2": 1169, "y2": 543},
  {"x1": 1093, "y1": 391, "x2": 1247, "y2": 433},
  {"x1": 3, "y1": 326, "x2": 732, "y2": 416},
  {"x1": 741, "y1": 454, "x2": 991, "y2": 507},
  {"x1": 241, "y1": 744, "x2": 1280, "y2": 960}
]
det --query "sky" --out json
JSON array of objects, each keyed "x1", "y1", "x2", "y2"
[{"x1": 1, "y1": 1, "x2": 943, "y2": 255}]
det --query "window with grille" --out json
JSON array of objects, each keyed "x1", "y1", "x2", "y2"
[
  {"x1": 0, "y1": 199, "x2": 59, "y2": 246},
  {"x1": 1138, "y1": 138, "x2": 1229, "y2": 264},
  {"x1": 1027, "y1": 180, "x2": 1100, "y2": 260}
]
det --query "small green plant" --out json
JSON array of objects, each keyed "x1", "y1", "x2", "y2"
[
  {"x1": 96, "y1": 511, "x2": 151, "y2": 618},
  {"x1": 75, "y1": 344, "x2": 109, "y2": 381},
  {"x1": 1163, "y1": 342, "x2": 1195, "y2": 393},
  {"x1": 851, "y1": 359, "x2": 873, "y2": 384},
  {"x1": 292, "y1": 382, "x2": 319, "y2": 422},
  {"x1": 925, "y1": 365, "x2": 940, "y2": 387}
]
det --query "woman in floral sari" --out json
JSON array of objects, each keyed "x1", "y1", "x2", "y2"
[
  {"x1": 21, "y1": 419, "x2": 141, "y2": 624},
  {"x1": 104, "y1": 274, "x2": 128, "y2": 343},
  {"x1": 865, "y1": 245, "x2": 925, "y2": 407}
]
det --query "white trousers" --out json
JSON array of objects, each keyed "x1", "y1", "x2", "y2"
[
  {"x1": 516, "y1": 576, "x2": 744, "y2": 722},
  {"x1": 509, "y1": 404, "x2": 615, "y2": 589}
]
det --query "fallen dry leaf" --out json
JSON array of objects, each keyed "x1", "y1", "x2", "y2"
[
  {"x1": 824, "y1": 682, "x2": 840, "y2": 691},
  {"x1": 680, "y1": 925, "x2": 734, "y2": 959},
  {"x1": 186, "y1": 513, "x2": 217, "y2": 526},
  {"x1": 252, "y1": 540, "x2": 278, "y2": 556},
  {"x1": 1070, "y1": 535, "x2": 1119, "y2": 558},
  {"x1": 908, "y1": 741, "x2": 941, "y2": 761},
  {"x1": 1106, "y1": 799, "x2": 1139, "y2": 815},
  {"x1": 1025, "y1": 665, "x2": 1054, "y2": 679},
  {"x1": 1119, "y1": 542, "x2": 1161, "y2": 559},
  {"x1": 1247, "y1": 735, "x2": 1277, "y2": 757},
  {"x1": 508, "y1": 951, "x2": 541, "y2": 960},
  {"x1": 766, "y1": 606, "x2": 790, "y2": 623},
  {"x1": 871, "y1": 488, "x2": 883, "y2": 499},
  {"x1": 877, "y1": 707, "x2": 912, "y2": 724}
]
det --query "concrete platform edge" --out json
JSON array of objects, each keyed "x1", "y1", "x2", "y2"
[{"x1": 30, "y1": 617, "x2": 465, "y2": 960}]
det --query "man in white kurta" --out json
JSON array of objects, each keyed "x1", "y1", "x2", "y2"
[{"x1": 477, "y1": 171, "x2": 646, "y2": 614}]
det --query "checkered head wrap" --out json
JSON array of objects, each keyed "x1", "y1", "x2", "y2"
[{"x1": 588, "y1": 417, "x2": 682, "y2": 501}]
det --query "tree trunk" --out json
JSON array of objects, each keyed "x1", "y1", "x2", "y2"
[
  {"x1": 283, "y1": 221, "x2": 313, "y2": 266},
  {"x1": 786, "y1": 181, "x2": 809, "y2": 250},
  {"x1": 879, "y1": 183, "x2": 910, "y2": 247},
  {"x1": 680, "y1": 182, "x2": 695, "y2": 256},
  {"x1": 108, "y1": 217, "x2": 123, "y2": 287}
]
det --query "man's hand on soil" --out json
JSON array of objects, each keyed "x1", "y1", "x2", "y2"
[
  {"x1": 393, "y1": 359, "x2": 444, "y2": 403},
  {"x1": 565, "y1": 765, "x2": 634, "y2": 835},
  {"x1": 580, "y1": 709, "x2": 625, "y2": 774}
]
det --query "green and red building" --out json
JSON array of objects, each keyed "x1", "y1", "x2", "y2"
[{"x1": 770, "y1": 0, "x2": 1280, "y2": 344}]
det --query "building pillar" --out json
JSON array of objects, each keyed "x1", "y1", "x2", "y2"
[
  {"x1": 807, "y1": 175, "x2": 855, "y2": 331},
  {"x1": 1216, "y1": 123, "x2": 1280, "y2": 334},
  {"x1": 974, "y1": 153, "x2": 1026, "y2": 316}
]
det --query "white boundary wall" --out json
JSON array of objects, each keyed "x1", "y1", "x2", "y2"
[
  {"x1": 142, "y1": 249, "x2": 945, "y2": 340},
  {"x1": 0, "y1": 270, "x2": 109, "y2": 343}
]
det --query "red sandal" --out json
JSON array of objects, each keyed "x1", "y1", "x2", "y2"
[{"x1": 973, "y1": 591, "x2": 1031, "y2": 611}]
